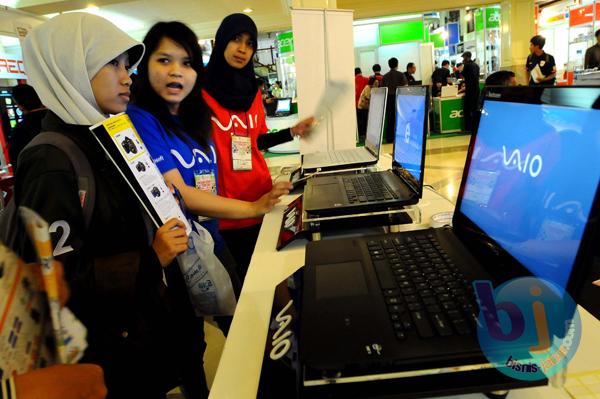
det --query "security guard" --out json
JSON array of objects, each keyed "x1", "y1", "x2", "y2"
[
  {"x1": 526, "y1": 35, "x2": 556, "y2": 86},
  {"x1": 461, "y1": 52, "x2": 480, "y2": 133}
]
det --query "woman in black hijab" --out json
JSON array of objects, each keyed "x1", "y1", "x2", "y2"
[{"x1": 203, "y1": 13, "x2": 313, "y2": 280}]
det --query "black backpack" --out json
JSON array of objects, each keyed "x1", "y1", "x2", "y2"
[{"x1": 0, "y1": 132, "x2": 95, "y2": 251}]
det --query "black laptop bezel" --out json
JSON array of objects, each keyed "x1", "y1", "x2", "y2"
[
  {"x1": 391, "y1": 85, "x2": 430, "y2": 199},
  {"x1": 452, "y1": 85, "x2": 600, "y2": 298},
  {"x1": 364, "y1": 87, "x2": 388, "y2": 159}
]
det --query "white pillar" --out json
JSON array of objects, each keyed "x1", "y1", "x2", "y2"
[
  {"x1": 501, "y1": 0, "x2": 536, "y2": 84},
  {"x1": 292, "y1": 7, "x2": 357, "y2": 153}
]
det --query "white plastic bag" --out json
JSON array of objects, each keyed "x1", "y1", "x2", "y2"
[{"x1": 176, "y1": 222, "x2": 237, "y2": 316}]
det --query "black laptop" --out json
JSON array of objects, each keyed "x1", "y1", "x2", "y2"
[
  {"x1": 300, "y1": 86, "x2": 600, "y2": 382},
  {"x1": 274, "y1": 98, "x2": 292, "y2": 117},
  {"x1": 303, "y1": 86, "x2": 429, "y2": 216}
]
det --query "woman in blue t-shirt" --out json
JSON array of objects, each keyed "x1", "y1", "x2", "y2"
[{"x1": 128, "y1": 22, "x2": 291, "y2": 300}]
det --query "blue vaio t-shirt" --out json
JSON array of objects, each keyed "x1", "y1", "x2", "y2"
[{"x1": 127, "y1": 104, "x2": 224, "y2": 253}]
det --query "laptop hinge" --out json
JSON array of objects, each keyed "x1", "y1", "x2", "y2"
[{"x1": 393, "y1": 166, "x2": 420, "y2": 196}]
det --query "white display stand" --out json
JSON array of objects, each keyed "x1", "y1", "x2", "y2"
[
  {"x1": 419, "y1": 42, "x2": 435, "y2": 85},
  {"x1": 292, "y1": 8, "x2": 356, "y2": 155}
]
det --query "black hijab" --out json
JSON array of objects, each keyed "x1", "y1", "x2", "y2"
[{"x1": 205, "y1": 13, "x2": 258, "y2": 111}]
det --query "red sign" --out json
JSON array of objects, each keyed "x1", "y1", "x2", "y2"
[
  {"x1": 569, "y1": 4, "x2": 600, "y2": 27},
  {"x1": 0, "y1": 56, "x2": 26, "y2": 79}
]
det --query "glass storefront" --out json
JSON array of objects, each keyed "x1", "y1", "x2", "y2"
[
  {"x1": 537, "y1": 0, "x2": 599, "y2": 80},
  {"x1": 353, "y1": 6, "x2": 501, "y2": 80}
]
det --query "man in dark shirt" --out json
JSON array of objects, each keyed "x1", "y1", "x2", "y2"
[
  {"x1": 485, "y1": 70, "x2": 517, "y2": 87},
  {"x1": 371, "y1": 63, "x2": 383, "y2": 83},
  {"x1": 8, "y1": 84, "x2": 47, "y2": 166},
  {"x1": 404, "y1": 62, "x2": 417, "y2": 84},
  {"x1": 381, "y1": 57, "x2": 408, "y2": 143},
  {"x1": 584, "y1": 29, "x2": 600, "y2": 70},
  {"x1": 526, "y1": 35, "x2": 556, "y2": 86},
  {"x1": 461, "y1": 52, "x2": 480, "y2": 134},
  {"x1": 431, "y1": 60, "x2": 451, "y2": 97}
]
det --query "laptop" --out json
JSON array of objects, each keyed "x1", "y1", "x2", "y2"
[
  {"x1": 274, "y1": 98, "x2": 292, "y2": 117},
  {"x1": 301, "y1": 87, "x2": 387, "y2": 172},
  {"x1": 303, "y1": 86, "x2": 429, "y2": 216},
  {"x1": 300, "y1": 86, "x2": 600, "y2": 381}
]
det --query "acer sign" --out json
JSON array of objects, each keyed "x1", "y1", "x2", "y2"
[
  {"x1": 433, "y1": 97, "x2": 465, "y2": 133},
  {"x1": 450, "y1": 109, "x2": 464, "y2": 118},
  {"x1": 0, "y1": 54, "x2": 27, "y2": 79}
]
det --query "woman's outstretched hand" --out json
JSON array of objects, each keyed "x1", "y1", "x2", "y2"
[
  {"x1": 291, "y1": 117, "x2": 315, "y2": 138},
  {"x1": 253, "y1": 181, "x2": 292, "y2": 215}
]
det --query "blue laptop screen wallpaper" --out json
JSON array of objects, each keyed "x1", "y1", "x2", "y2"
[
  {"x1": 461, "y1": 100, "x2": 600, "y2": 288},
  {"x1": 394, "y1": 90, "x2": 426, "y2": 183}
]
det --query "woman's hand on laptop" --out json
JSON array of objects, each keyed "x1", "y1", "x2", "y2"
[
  {"x1": 253, "y1": 181, "x2": 292, "y2": 215},
  {"x1": 291, "y1": 117, "x2": 315, "y2": 138}
]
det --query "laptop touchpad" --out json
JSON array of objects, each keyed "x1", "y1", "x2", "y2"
[{"x1": 316, "y1": 261, "x2": 368, "y2": 299}]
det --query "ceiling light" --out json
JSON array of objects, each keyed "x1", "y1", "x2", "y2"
[
  {"x1": 86, "y1": 4, "x2": 99, "y2": 11},
  {"x1": 466, "y1": 6, "x2": 470, "y2": 10},
  {"x1": 243, "y1": 7, "x2": 253, "y2": 13}
]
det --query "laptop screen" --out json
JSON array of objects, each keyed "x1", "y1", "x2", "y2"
[
  {"x1": 459, "y1": 91, "x2": 600, "y2": 288},
  {"x1": 276, "y1": 98, "x2": 291, "y2": 113},
  {"x1": 393, "y1": 86, "x2": 427, "y2": 191},
  {"x1": 364, "y1": 87, "x2": 387, "y2": 157}
]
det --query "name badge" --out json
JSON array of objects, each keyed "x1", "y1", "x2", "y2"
[
  {"x1": 194, "y1": 170, "x2": 216, "y2": 194},
  {"x1": 232, "y1": 135, "x2": 252, "y2": 171},
  {"x1": 194, "y1": 170, "x2": 216, "y2": 222},
  {"x1": 540, "y1": 60, "x2": 546, "y2": 67}
]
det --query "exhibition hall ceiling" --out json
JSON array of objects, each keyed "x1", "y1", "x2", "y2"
[{"x1": 6, "y1": 0, "x2": 500, "y2": 39}]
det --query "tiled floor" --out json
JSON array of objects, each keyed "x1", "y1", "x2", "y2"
[{"x1": 200, "y1": 133, "x2": 472, "y2": 391}]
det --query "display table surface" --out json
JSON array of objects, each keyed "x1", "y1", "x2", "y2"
[{"x1": 209, "y1": 153, "x2": 600, "y2": 399}]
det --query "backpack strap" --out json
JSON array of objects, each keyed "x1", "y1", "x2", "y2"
[{"x1": 23, "y1": 132, "x2": 96, "y2": 230}]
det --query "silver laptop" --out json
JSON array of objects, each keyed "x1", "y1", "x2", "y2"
[{"x1": 302, "y1": 87, "x2": 387, "y2": 172}]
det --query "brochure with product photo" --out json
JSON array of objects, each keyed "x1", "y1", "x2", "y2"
[
  {"x1": 0, "y1": 208, "x2": 88, "y2": 376},
  {"x1": 19, "y1": 207, "x2": 87, "y2": 365},
  {"x1": 90, "y1": 113, "x2": 191, "y2": 234},
  {"x1": 0, "y1": 242, "x2": 53, "y2": 375}
]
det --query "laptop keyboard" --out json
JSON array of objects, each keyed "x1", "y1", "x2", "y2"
[
  {"x1": 330, "y1": 150, "x2": 365, "y2": 164},
  {"x1": 343, "y1": 174, "x2": 398, "y2": 204},
  {"x1": 367, "y1": 233, "x2": 479, "y2": 340}
]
